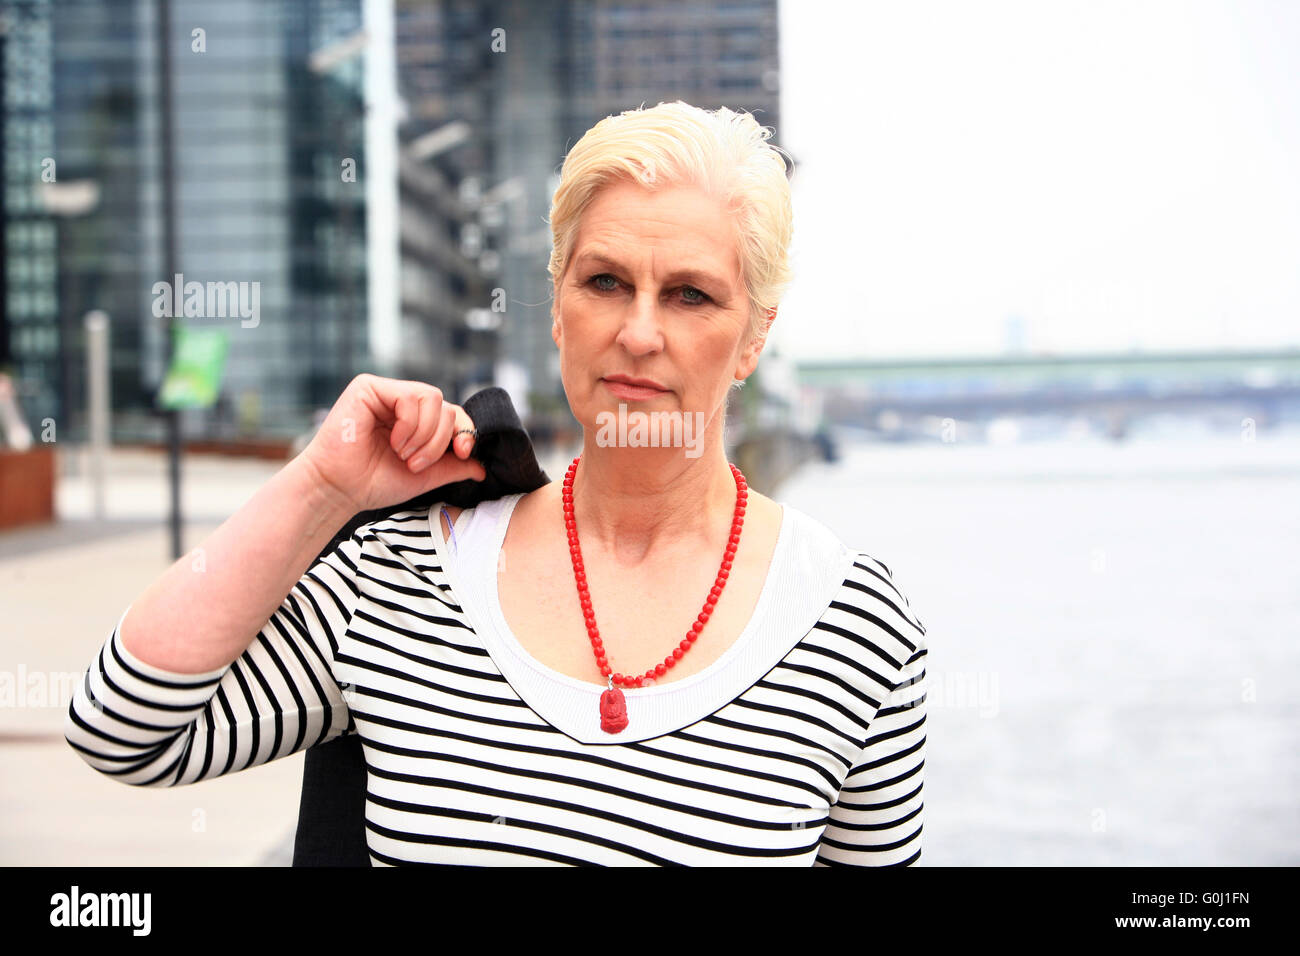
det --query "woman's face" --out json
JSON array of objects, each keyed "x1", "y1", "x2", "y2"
[{"x1": 552, "y1": 178, "x2": 768, "y2": 448}]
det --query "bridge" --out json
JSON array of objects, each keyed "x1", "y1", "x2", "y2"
[{"x1": 793, "y1": 348, "x2": 1300, "y2": 437}]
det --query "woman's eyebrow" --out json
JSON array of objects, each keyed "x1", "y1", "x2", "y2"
[{"x1": 572, "y1": 251, "x2": 626, "y2": 273}]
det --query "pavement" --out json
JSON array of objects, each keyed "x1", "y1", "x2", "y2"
[
  {"x1": 0, "y1": 442, "x2": 579, "y2": 866},
  {"x1": 0, "y1": 449, "x2": 295, "y2": 865}
]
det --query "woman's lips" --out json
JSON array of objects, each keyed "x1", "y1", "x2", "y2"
[{"x1": 601, "y1": 378, "x2": 668, "y2": 401}]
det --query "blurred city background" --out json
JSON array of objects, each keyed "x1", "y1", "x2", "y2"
[{"x1": 0, "y1": 0, "x2": 1296, "y2": 866}]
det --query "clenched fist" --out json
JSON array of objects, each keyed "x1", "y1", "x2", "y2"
[{"x1": 297, "y1": 373, "x2": 486, "y2": 514}]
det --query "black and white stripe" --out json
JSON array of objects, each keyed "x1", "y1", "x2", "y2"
[{"x1": 66, "y1": 505, "x2": 927, "y2": 866}]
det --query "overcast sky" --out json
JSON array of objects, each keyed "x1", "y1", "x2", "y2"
[{"x1": 773, "y1": 0, "x2": 1300, "y2": 361}]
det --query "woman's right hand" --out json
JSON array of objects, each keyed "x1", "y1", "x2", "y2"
[{"x1": 297, "y1": 373, "x2": 486, "y2": 515}]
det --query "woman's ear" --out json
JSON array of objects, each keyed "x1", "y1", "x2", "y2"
[{"x1": 734, "y1": 306, "x2": 777, "y2": 381}]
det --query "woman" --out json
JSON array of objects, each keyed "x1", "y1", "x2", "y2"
[{"x1": 65, "y1": 101, "x2": 928, "y2": 866}]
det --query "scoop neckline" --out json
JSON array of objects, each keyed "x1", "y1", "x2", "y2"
[
  {"x1": 428, "y1": 491, "x2": 854, "y2": 744},
  {"x1": 494, "y1": 492, "x2": 784, "y2": 696}
]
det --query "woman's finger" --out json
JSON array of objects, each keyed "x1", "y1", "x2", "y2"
[
  {"x1": 408, "y1": 403, "x2": 458, "y2": 472},
  {"x1": 361, "y1": 376, "x2": 442, "y2": 438},
  {"x1": 397, "y1": 391, "x2": 441, "y2": 461},
  {"x1": 390, "y1": 391, "x2": 417, "y2": 459}
]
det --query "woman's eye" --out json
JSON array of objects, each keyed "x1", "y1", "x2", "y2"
[
  {"x1": 680, "y1": 286, "x2": 709, "y2": 305},
  {"x1": 589, "y1": 273, "x2": 618, "y2": 291}
]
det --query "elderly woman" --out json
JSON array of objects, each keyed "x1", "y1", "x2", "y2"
[{"x1": 65, "y1": 101, "x2": 927, "y2": 866}]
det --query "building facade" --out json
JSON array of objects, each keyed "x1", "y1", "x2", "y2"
[{"x1": 0, "y1": 0, "x2": 780, "y2": 442}]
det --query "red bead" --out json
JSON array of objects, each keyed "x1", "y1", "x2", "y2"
[
  {"x1": 654, "y1": 663, "x2": 666, "y2": 676},
  {"x1": 705, "y1": 598, "x2": 716, "y2": 611},
  {"x1": 718, "y1": 568, "x2": 729, "y2": 580},
  {"x1": 672, "y1": 648, "x2": 683, "y2": 660},
  {"x1": 710, "y1": 585, "x2": 722, "y2": 597}
]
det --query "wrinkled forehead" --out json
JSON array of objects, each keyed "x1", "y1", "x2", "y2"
[{"x1": 566, "y1": 179, "x2": 744, "y2": 287}]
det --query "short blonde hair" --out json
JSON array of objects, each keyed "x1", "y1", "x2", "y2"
[{"x1": 547, "y1": 100, "x2": 794, "y2": 346}]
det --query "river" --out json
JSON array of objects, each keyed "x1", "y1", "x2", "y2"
[{"x1": 778, "y1": 421, "x2": 1300, "y2": 865}]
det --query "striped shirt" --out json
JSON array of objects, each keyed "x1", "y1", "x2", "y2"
[{"x1": 65, "y1": 492, "x2": 928, "y2": 866}]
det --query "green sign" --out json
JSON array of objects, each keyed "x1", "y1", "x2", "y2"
[{"x1": 157, "y1": 325, "x2": 229, "y2": 410}]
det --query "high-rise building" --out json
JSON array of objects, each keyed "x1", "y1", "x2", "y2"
[
  {"x1": 1, "y1": 0, "x2": 781, "y2": 442},
  {"x1": 393, "y1": 0, "x2": 500, "y2": 401},
  {"x1": 1, "y1": 0, "x2": 383, "y2": 441},
  {"x1": 154, "y1": 0, "x2": 388, "y2": 438},
  {"x1": 2, "y1": 0, "x2": 65, "y2": 436}
]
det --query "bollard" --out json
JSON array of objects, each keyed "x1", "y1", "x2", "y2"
[{"x1": 85, "y1": 310, "x2": 110, "y2": 520}]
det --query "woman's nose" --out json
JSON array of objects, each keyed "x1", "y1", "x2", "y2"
[{"x1": 615, "y1": 292, "x2": 664, "y2": 354}]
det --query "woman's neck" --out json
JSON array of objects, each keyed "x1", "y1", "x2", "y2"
[{"x1": 568, "y1": 432, "x2": 739, "y2": 564}]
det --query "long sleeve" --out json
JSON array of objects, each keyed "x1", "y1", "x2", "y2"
[
  {"x1": 816, "y1": 564, "x2": 928, "y2": 867},
  {"x1": 64, "y1": 532, "x2": 365, "y2": 787}
]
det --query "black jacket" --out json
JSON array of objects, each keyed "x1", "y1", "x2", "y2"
[{"x1": 291, "y1": 387, "x2": 550, "y2": 866}]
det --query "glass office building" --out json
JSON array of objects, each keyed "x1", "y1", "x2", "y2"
[
  {"x1": 394, "y1": 0, "x2": 500, "y2": 402},
  {"x1": 2, "y1": 0, "x2": 67, "y2": 436},
  {"x1": 2, "y1": 0, "x2": 375, "y2": 441},
  {"x1": 0, "y1": 0, "x2": 779, "y2": 441}
]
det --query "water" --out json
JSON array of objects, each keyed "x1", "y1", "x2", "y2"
[{"x1": 778, "y1": 424, "x2": 1300, "y2": 865}]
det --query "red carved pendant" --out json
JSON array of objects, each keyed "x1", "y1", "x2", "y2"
[{"x1": 600, "y1": 686, "x2": 628, "y2": 733}]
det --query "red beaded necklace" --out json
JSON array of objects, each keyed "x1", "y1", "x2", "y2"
[{"x1": 562, "y1": 455, "x2": 749, "y2": 734}]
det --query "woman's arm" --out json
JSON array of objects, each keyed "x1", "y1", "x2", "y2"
[
  {"x1": 816, "y1": 560, "x2": 929, "y2": 866},
  {"x1": 119, "y1": 454, "x2": 356, "y2": 675},
  {"x1": 816, "y1": 639, "x2": 928, "y2": 866},
  {"x1": 63, "y1": 374, "x2": 485, "y2": 786},
  {"x1": 64, "y1": 509, "x2": 367, "y2": 786}
]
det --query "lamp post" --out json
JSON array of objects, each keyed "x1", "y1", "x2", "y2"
[{"x1": 156, "y1": 0, "x2": 183, "y2": 560}]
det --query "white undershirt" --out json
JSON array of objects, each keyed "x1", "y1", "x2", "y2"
[{"x1": 431, "y1": 492, "x2": 857, "y2": 745}]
